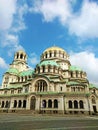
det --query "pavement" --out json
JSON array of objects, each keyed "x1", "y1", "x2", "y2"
[{"x1": 0, "y1": 113, "x2": 98, "y2": 130}]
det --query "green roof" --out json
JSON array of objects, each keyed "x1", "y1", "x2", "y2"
[
  {"x1": 89, "y1": 84, "x2": 97, "y2": 88},
  {"x1": 6, "y1": 68, "x2": 19, "y2": 75},
  {"x1": 37, "y1": 60, "x2": 59, "y2": 67},
  {"x1": 19, "y1": 69, "x2": 34, "y2": 76},
  {"x1": 67, "y1": 81, "x2": 80, "y2": 85},
  {"x1": 69, "y1": 66, "x2": 82, "y2": 71}
]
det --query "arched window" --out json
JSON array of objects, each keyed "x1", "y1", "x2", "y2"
[
  {"x1": 20, "y1": 54, "x2": 23, "y2": 59},
  {"x1": 42, "y1": 66, "x2": 45, "y2": 73},
  {"x1": 54, "y1": 99, "x2": 58, "y2": 108},
  {"x1": 42, "y1": 100, "x2": 46, "y2": 108},
  {"x1": 38, "y1": 67, "x2": 40, "y2": 73},
  {"x1": 48, "y1": 65, "x2": 51, "y2": 72},
  {"x1": 79, "y1": 100, "x2": 84, "y2": 109},
  {"x1": 5, "y1": 101, "x2": 9, "y2": 108},
  {"x1": 35, "y1": 80, "x2": 48, "y2": 92},
  {"x1": 50, "y1": 52, "x2": 52, "y2": 57},
  {"x1": 18, "y1": 100, "x2": 22, "y2": 108},
  {"x1": 23, "y1": 100, "x2": 26, "y2": 108},
  {"x1": 48, "y1": 100, "x2": 52, "y2": 108},
  {"x1": 46, "y1": 53, "x2": 47, "y2": 58},
  {"x1": 1, "y1": 101, "x2": 4, "y2": 108},
  {"x1": 54, "y1": 51, "x2": 56, "y2": 57},
  {"x1": 14, "y1": 100, "x2": 17, "y2": 108},
  {"x1": 69, "y1": 100, "x2": 72, "y2": 108},
  {"x1": 74, "y1": 100, "x2": 78, "y2": 109}
]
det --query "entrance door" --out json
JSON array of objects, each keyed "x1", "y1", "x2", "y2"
[
  {"x1": 93, "y1": 106, "x2": 97, "y2": 113},
  {"x1": 30, "y1": 96, "x2": 36, "y2": 110}
]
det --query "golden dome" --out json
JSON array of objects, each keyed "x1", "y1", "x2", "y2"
[{"x1": 44, "y1": 46, "x2": 65, "y2": 53}]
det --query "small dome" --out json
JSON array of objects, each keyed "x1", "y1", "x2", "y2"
[
  {"x1": 6, "y1": 68, "x2": 19, "y2": 75},
  {"x1": 16, "y1": 50, "x2": 26, "y2": 54},
  {"x1": 19, "y1": 69, "x2": 34, "y2": 76},
  {"x1": 44, "y1": 46, "x2": 65, "y2": 53},
  {"x1": 37, "y1": 60, "x2": 59, "y2": 67}
]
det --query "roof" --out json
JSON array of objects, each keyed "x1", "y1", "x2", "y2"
[
  {"x1": 67, "y1": 81, "x2": 80, "y2": 85},
  {"x1": 89, "y1": 84, "x2": 97, "y2": 88},
  {"x1": 6, "y1": 67, "x2": 34, "y2": 77},
  {"x1": 44, "y1": 46, "x2": 65, "y2": 53},
  {"x1": 69, "y1": 65, "x2": 82, "y2": 71},
  {"x1": 6, "y1": 68, "x2": 19, "y2": 75},
  {"x1": 37, "y1": 60, "x2": 59, "y2": 67},
  {"x1": 19, "y1": 69, "x2": 34, "y2": 76}
]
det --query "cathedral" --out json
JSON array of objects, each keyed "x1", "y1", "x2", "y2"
[{"x1": 0, "y1": 46, "x2": 98, "y2": 115}]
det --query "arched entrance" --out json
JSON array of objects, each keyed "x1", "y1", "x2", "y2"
[{"x1": 30, "y1": 96, "x2": 36, "y2": 110}]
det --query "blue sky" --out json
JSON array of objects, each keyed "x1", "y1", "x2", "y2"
[{"x1": 0, "y1": 0, "x2": 98, "y2": 86}]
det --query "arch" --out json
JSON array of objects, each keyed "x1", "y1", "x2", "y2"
[
  {"x1": 35, "y1": 80, "x2": 47, "y2": 92},
  {"x1": 49, "y1": 52, "x2": 52, "y2": 57},
  {"x1": 48, "y1": 65, "x2": 51, "y2": 72},
  {"x1": 14, "y1": 100, "x2": 17, "y2": 108},
  {"x1": 42, "y1": 100, "x2": 46, "y2": 108},
  {"x1": 5, "y1": 101, "x2": 9, "y2": 108},
  {"x1": 68, "y1": 100, "x2": 72, "y2": 108},
  {"x1": 37, "y1": 67, "x2": 40, "y2": 73},
  {"x1": 30, "y1": 96, "x2": 36, "y2": 110},
  {"x1": 1, "y1": 101, "x2": 4, "y2": 108},
  {"x1": 42, "y1": 66, "x2": 45, "y2": 73},
  {"x1": 79, "y1": 100, "x2": 84, "y2": 109},
  {"x1": 45, "y1": 53, "x2": 47, "y2": 58},
  {"x1": 54, "y1": 99, "x2": 58, "y2": 108},
  {"x1": 20, "y1": 53, "x2": 23, "y2": 59},
  {"x1": 23, "y1": 100, "x2": 27, "y2": 108},
  {"x1": 74, "y1": 100, "x2": 78, "y2": 109},
  {"x1": 18, "y1": 100, "x2": 22, "y2": 108},
  {"x1": 48, "y1": 99, "x2": 52, "y2": 108}
]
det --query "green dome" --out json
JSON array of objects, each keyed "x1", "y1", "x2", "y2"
[
  {"x1": 37, "y1": 60, "x2": 59, "y2": 67},
  {"x1": 69, "y1": 66, "x2": 82, "y2": 71},
  {"x1": 19, "y1": 69, "x2": 34, "y2": 76},
  {"x1": 6, "y1": 68, "x2": 19, "y2": 75}
]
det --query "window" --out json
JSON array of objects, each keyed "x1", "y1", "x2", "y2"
[
  {"x1": 60, "y1": 87, "x2": 62, "y2": 91},
  {"x1": 48, "y1": 100, "x2": 52, "y2": 108},
  {"x1": 79, "y1": 100, "x2": 84, "y2": 109},
  {"x1": 69, "y1": 100, "x2": 72, "y2": 108},
  {"x1": 54, "y1": 99, "x2": 58, "y2": 108},
  {"x1": 42, "y1": 100, "x2": 46, "y2": 108},
  {"x1": 23, "y1": 100, "x2": 26, "y2": 108},
  {"x1": 11, "y1": 90, "x2": 14, "y2": 94},
  {"x1": 35, "y1": 80, "x2": 47, "y2": 92},
  {"x1": 74, "y1": 100, "x2": 78, "y2": 109}
]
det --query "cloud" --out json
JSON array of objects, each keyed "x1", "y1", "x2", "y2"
[
  {"x1": 28, "y1": 53, "x2": 39, "y2": 68},
  {"x1": 69, "y1": 0, "x2": 98, "y2": 38},
  {"x1": 70, "y1": 51, "x2": 98, "y2": 85},
  {"x1": 32, "y1": 0, "x2": 98, "y2": 39},
  {"x1": 0, "y1": 57, "x2": 8, "y2": 69},
  {"x1": 32, "y1": 0, "x2": 71, "y2": 24},
  {"x1": 0, "y1": 0, "x2": 16, "y2": 30},
  {"x1": 0, "y1": 0, "x2": 29, "y2": 55}
]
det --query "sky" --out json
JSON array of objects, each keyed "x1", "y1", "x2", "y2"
[{"x1": 0, "y1": 0, "x2": 98, "y2": 86}]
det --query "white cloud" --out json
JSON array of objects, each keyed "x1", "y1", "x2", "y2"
[
  {"x1": 69, "y1": 0, "x2": 98, "y2": 38},
  {"x1": 70, "y1": 51, "x2": 98, "y2": 85},
  {"x1": 32, "y1": 0, "x2": 98, "y2": 39},
  {"x1": 28, "y1": 53, "x2": 39, "y2": 67},
  {"x1": 0, "y1": 0, "x2": 16, "y2": 30},
  {"x1": 0, "y1": 0, "x2": 29, "y2": 55},
  {"x1": 0, "y1": 57, "x2": 8, "y2": 69},
  {"x1": 32, "y1": 0, "x2": 71, "y2": 24}
]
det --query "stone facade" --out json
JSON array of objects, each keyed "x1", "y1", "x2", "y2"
[{"x1": 0, "y1": 46, "x2": 98, "y2": 115}]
